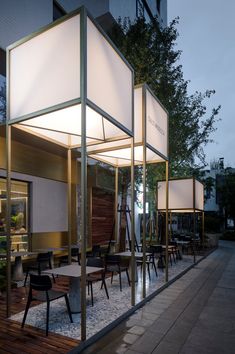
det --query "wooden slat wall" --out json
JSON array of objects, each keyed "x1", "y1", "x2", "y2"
[{"x1": 91, "y1": 187, "x2": 115, "y2": 245}]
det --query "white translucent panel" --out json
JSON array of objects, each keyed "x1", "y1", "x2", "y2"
[
  {"x1": 16, "y1": 104, "x2": 122, "y2": 147},
  {"x1": 195, "y1": 180, "x2": 204, "y2": 210},
  {"x1": 87, "y1": 18, "x2": 133, "y2": 133},
  {"x1": 103, "y1": 118, "x2": 128, "y2": 140},
  {"x1": 87, "y1": 138, "x2": 131, "y2": 154},
  {"x1": 134, "y1": 87, "x2": 143, "y2": 144},
  {"x1": 15, "y1": 124, "x2": 72, "y2": 146},
  {"x1": 89, "y1": 146, "x2": 164, "y2": 167},
  {"x1": 158, "y1": 179, "x2": 194, "y2": 210},
  {"x1": 146, "y1": 90, "x2": 168, "y2": 158},
  {"x1": 9, "y1": 14, "x2": 80, "y2": 120}
]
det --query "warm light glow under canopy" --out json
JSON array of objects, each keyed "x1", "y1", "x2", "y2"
[
  {"x1": 157, "y1": 178, "x2": 204, "y2": 212},
  {"x1": 7, "y1": 8, "x2": 133, "y2": 147},
  {"x1": 88, "y1": 84, "x2": 168, "y2": 166}
]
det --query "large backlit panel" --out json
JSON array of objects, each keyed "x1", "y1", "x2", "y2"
[
  {"x1": 146, "y1": 90, "x2": 168, "y2": 158},
  {"x1": 158, "y1": 179, "x2": 194, "y2": 210},
  {"x1": 87, "y1": 18, "x2": 133, "y2": 133},
  {"x1": 9, "y1": 14, "x2": 80, "y2": 120},
  {"x1": 158, "y1": 178, "x2": 204, "y2": 211},
  {"x1": 195, "y1": 180, "x2": 204, "y2": 210}
]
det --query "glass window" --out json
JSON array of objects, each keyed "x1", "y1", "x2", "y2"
[{"x1": 0, "y1": 178, "x2": 29, "y2": 251}]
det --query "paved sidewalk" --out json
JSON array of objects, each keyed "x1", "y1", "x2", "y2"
[{"x1": 82, "y1": 241, "x2": 235, "y2": 354}]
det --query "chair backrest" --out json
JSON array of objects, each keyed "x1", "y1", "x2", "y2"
[
  {"x1": 92, "y1": 245, "x2": 101, "y2": 257},
  {"x1": 30, "y1": 274, "x2": 52, "y2": 291},
  {"x1": 87, "y1": 257, "x2": 103, "y2": 268},
  {"x1": 37, "y1": 252, "x2": 51, "y2": 263},
  {"x1": 153, "y1": 245, "x2": 163, "y2": 253},
  {"x1": 105, "y1": 254, "x2": 121, "y2": 264},
  {"x1": 71, "y1": 247, "x2": 79, "y2": 257}
]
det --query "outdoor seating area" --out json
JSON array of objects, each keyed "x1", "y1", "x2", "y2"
[
  {"x1": 0, "y1": 4, "x2": 215, "y2": 352},
  {"x1": 8, "y1": 248, "x2": 203, "y2": 340}
]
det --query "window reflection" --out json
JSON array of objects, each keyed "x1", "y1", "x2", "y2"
[{"x1": 0, "y1": 178, "x2": 29, "y2": 251}]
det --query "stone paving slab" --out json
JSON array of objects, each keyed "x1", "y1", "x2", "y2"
[{"x1": 80, "y1": 241, "x2": 235, "y2": 354}]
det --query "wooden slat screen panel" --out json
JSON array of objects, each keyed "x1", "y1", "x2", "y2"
[{"x1": 92, "y1": 187, "x2": 115, "y2": 245}]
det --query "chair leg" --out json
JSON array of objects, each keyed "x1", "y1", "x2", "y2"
[
  {"x1": 126, "y1": 269, "x2": 130, "y2": 286},
  {"x1": 147, "y1": 263, "x2": 151, "y2": 279},
  {"x1": 119, "y1": 271, "x2": 122, "y2": 291},
  {"x1": 102, "y1": 278, "x2": 109, "y2": 299},
  {"x1": 90, "y1": 282, "x2": 94, "y2": 306},
  {"x1": 111, "y1": 272, "x2": 114, "y2": 284},
  {"x1": 46, "y1": 300, "x2": 50, "y2": 336},
  {"x1": 64, "y1": 294, "x2": 73, "y2": 323},
  {"x1": 21, "y1": 295, "x2": 31, "y2": 328},
  {"x1": 153, "y1": 260, "x2": 158, "y2": 276},
  {"x1": 23, "y1": 271, "x2": 29, "y2": 287}
]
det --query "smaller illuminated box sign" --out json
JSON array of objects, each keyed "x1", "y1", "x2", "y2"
[{"x1": 157, "y1": 178, "x2": 204, "y2": 212}]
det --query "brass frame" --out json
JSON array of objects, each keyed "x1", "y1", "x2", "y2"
[{"x1": 6, "y1": 5, "x2": 134, "y2": 342}]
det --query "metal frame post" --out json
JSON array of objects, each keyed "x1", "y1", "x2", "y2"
[
  {"x1": 193, "y1": 179, "x2": 196, "y2": 263},
  {"x1": 80, "y1": 7, "x2": 87, "y2": 342},
  {"x1": 115, "y1": 167, "x2": 119, "y2": 249},
  {"x1": 6, "y1": 124, "x2": 11, "y2": 318},
  {"x1": 131, "y1": 137, "x2": 135, "y2": 306},
  {"x1": 165, "y1": 161, "x2": 169, "y2": 282},
  {"x1": 67, "y1": 147, "x2": 72, "y2": 264}
]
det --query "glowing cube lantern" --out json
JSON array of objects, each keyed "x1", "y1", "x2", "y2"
[
  {"x1": 157, "y1": 178, "x2": 204, "y2": 212},
  {"x1": 7, "y1": 7, "x2": 134, "y2": 147},
  {"x1": 87, "y1": 84, "x2": 168, "y2": 166}
]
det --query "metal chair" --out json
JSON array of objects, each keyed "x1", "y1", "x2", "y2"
[
  {"x1": 21, "y1": 274, "x2": 73, "y2": 336},
  {"x1": 105, "y1": 254, "x2": 130, "y2": 291},
  {"x1": 137, "y1": 246, "x2": 158, "y2": 279},
  {"x1": 86, "y1": 257, "x2": 109, "y2": 306},
  {"x1": 24, "y1": 252, "x2": 55, "y2": 286},
  {"x1": 59, "y1": 247, "x2": 80, "y2": 266}
]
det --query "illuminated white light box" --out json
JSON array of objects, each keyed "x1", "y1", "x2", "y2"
[
  {"x1": 157, "y1": 178, "x2": 204, "y2": 212},
  {"x1": 7, "y1": 7, "x2": 133, "y2": 147},
  {"x1": 87, "y1": 84, "x2": 168, "y2": 166}
]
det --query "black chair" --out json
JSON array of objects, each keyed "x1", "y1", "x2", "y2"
[
  {"x1": 153, "y1": 245, "x2": 165, "y2": 270},
  {"x1": 22, "y1": 274, "x2": 73, "y2": 336},
  {"x1": 86, "y1": 257, "x2": 109, "y2": 306},
  {"x1": 24, "y1": 252, "x2": 55, "y2": 286},
  {"x1": 105, "y1": 254, "x2": 130, "y2": 291},
  {"x1": 59, "y1": 247, "x2": 80, "y2": 266},
  {"x1": 87, "y1": 245, "x2": 101, "y2": 258},
  {"x1": 169, "y1": 241, "x2": 181, "y2": 260},
  {"x1": 136, "y1": 246, "x2": 158, "y2": 280}
]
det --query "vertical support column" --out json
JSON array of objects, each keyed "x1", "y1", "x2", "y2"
[
  {"x1": 80, "y1": 7, "x2": 87, "y2": 342},
  {"x1": 165, "y1": 161, "x2": 169, "y2": 282},
  {"x1": 6, "y1": 124, "x2": 11, "y2": 318},
  {"x1": 131, "y1": 138, "x2": 135, "y2": 306},
  {"x1": 115, "y1": 167, "x2": 119, "y2": 250},
  {"x1": 142, "y1": 144, "x2": 146, "y2": 298},
  {"x1": 193, "y1": 179, "x2": 196, "y2": 263},
  {"x1": 202, "y1": 211, "x2": 205, "y2": 249},
  {"x1": 67, "y1": 147, "x2": 72, "y2": 264},
  {"x1": 169, "y1": 212, "x2": 172, "y2": 241}
]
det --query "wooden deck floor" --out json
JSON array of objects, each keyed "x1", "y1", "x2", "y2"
[{"x1": 0, "y1": 277, "x2": 80, "y2": 354}]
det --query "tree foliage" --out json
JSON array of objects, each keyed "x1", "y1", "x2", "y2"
[
  {"x1": 0, "y1": 82, "x2": 6, "y2": 124},
  {"x1": 108, "y1": 17, "x2": 221, "y2": 179}
]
